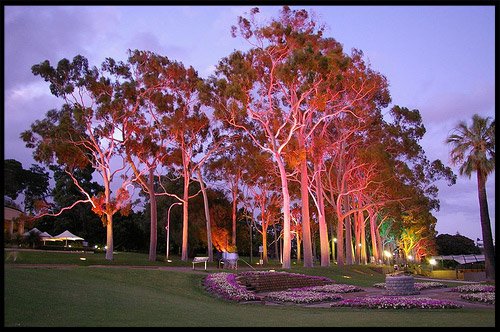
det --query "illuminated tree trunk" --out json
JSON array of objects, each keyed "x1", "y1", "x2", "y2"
[
  {"x1": 376, "y1": 227, "x2": 384, "y2": 265},
  {"x1": 369, "y1": 210, "x2": 380, "y2": 264},
  {"x1": 360, "y1": 214, "x2": 367, "y2": 264},
  {"x1": 276, "y1": 158, "x2": 292, "y2": 269},
  {"x1": 232, "y1": 186, "x2": 238, "y2": 247},
  {"x1": 344, "y1": 196, "x2": 354, "y2": 265},
  {"x1": 261, "y1": 212, "x2": 269, "y2": 264},
  {"x1": 181, "y1": 150, "x2": 190, "y2": 261},
  {"x1": 105, "y1": 213, "x2": 113, "y2": 260},
  {"x1": 197, "y1": 167, "x2": 213, "y2": 261},
  {"x1": 298, "y1": 135, "x2": 313, "y2": 267},
  {"x1": 296, "y1": 234, "x2": 302, "y2": 264},
  {"x1": 336, "y1": 204, "x2": 345, "y2": 266},
  {"x1": 354, "y1": 209, "x2": 361, "y2": 264},
  {"x1": 314, "y1": 164, "x2": 330, "y2": 267}
]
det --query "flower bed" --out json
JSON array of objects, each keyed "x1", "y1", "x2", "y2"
[
  {"x1": 204, "y1": 272, "x2": 260, "y2": 302},
  {"x1": 265, "y1": 290, "x2": 343, "y2": 304},
  {"x1": 450, "y1": 284, "x2": 495, "y2": 293},
  {"x1": 289, "y1": 283, "x2": 363, "y2": 293},
  {"x1": 330, "y1": 296, "x2": 463, "y2": 309},
  {"x1": 373, "y1": 282, "x2": 447, "y2": 290},
  {"x1": 459, "y1": 292, "x2": 495, "y2": 304}
]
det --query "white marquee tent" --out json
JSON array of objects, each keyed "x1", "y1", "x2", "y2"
[
  {"x1": 43, "y1": 230, "x2": 84, "y2": 247},
  {"x1": 22, "y1": 228, "x2": 53, "y2": 244}
]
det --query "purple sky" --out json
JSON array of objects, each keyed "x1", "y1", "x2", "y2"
[{"x1": 4, "y1": 5, "x2": 495, "y2": 243}]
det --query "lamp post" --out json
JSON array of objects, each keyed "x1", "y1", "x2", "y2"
[{"x1": 166, "y1": 202, "x2": 182, "y2": 262}]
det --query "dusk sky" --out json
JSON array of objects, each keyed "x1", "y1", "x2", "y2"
[{"x1": 4, "y1": 5, "x2": 495, "y2": 243}]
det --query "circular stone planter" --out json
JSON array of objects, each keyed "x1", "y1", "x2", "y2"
[{"x1": 384, "y1": 275, "x2": 420, "y2": 296}]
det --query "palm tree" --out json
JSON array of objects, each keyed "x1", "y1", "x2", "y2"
[{"x1": 446, "y1": 114, "x2": 495, "y2": 282}]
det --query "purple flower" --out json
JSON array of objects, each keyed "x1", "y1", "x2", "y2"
[
  {"x1": 331, "y1": 296, "x2": 462, "y2": 309},
  {"x1": 450, "y1": 284, "x2": 495, "y2": 293},
  {"x1": 204, "y1": 272, "x2": 260, "y2": 302}
]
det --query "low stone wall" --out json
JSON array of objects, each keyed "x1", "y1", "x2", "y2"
[
  {"x1": 236, "y1": 272, "x2": 334, "y2": 292},
  {"x1": 384, "y1": 275, "x2": 420, "y2": 296}
]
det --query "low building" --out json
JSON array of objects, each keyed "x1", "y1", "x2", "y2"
[{"x1": 4, "y1": 204, "x2": 25, "y2": 239}]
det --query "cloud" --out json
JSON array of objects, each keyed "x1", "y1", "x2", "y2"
[
  {"x1": 125, "y1": 31, "x2": 189, "y2": 61},
  {"x1": 419, "y1": 81, "x2": 495, "y2": 125},
  {"x1": 4, "y1": 6, "x2": 123, "y2": 90}
]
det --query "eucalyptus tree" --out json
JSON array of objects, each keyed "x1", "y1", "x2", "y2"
[
  {"x1": 123, "y1": 50, "x2": 177, "y2": 261},
  {"x1": 211, "y1": 7, "x2": 390, "y2": 268},
  {"x1": 21, "y1": 55, "x2": 146, "y2": 260},
  {"x1": 446, "y1": 114, "x2": 495, "y2": 282},
  {"x1": 150, "y1": 60, "x2": 223, "y2": 262}
]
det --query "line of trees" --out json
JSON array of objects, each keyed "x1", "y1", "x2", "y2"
[{"x1": 20, "y1": 7, "x2": 464, "y2": 268}]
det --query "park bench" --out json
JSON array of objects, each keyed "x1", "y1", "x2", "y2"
[{"x1": 192, "y1": 256, "x2": 209, "y2": 270}]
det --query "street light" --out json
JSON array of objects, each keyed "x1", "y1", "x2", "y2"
[
  {"x1": 166, "y1": 202, "x2": 182, "y2": 262},
  {"x1": 384, "y1": 250, "x2": 391, "y2": 265},
  {"x1": 429, "y1": 258, "x2": 437, "y2": 272}
]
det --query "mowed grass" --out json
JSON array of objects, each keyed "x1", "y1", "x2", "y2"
[{"x1": 4, "y1": 251, "x2": 495, "y2": 327}]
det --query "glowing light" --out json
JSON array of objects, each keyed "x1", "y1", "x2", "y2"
[
  {"x1": 333, "y1": 238, "x2": 337, "y2": 243},
  {"x1": 384, "y1": 250, "x2": 391, "y2": 258},
  {"x1": 408, "y1": 255, "x2": 413, "y2": 260},
  {"x1": 342, "y1": 275, "x2": 352, "y2": 279},
  {"x1": 167, "y1": 259, "x2": 172, "y2": 263},
  {"x1": 429, "y1": 259, "x2": 436, "y2": 265},
  {"x1": 79, "y1": 257, "x2": 87, "y2": 261},
  {"x1": 104, "y1": 246, "x2": 108, "y2": 250},
  {"x1": 358, "y1": 243, "x2": 362, "y2": 247},
  {"x1": 94, "y1": 245, "x2": 98, "y2": 249}
]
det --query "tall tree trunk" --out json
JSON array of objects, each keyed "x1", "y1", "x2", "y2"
[
  {"x1": 197, "y1": 168, "x2": 213, "y2": 261},
  {"x1": 181, "y1": 170, "x2": 190, "y2": 261},
  {"x1": 232, "y1": 186, "x2": 237, "y2": 247},
  {"x1": 261, "y1": 221, "x2": 268, "y2": 264},
  {"x1": 344, "y1": 196, "x2": 354, "y2": 265},
  {"x1": 299, "y1": 135, "x2": 313, "y2": 267},
  {"x1": 354, "y1": 211, "x2": 361, "y2": 264},
  {"x1": 369, "y1": 210, "x2": 379, "y2": 264},
  {"x1": 477, "y1": 169, "x2": 495, "y2": 282},
  {"x1": 376, "y1": 226, "x2": 384, "y2": 265},
  {"x1": 314, "y1": 164, "x2": 330, "y2": 267},
  {"x1": 276, "y1": 158, "x2": 292, "y2": 269},
  {"x1": 336, "y1": 205, "x2": 345, "y2": 266},
  {"x1": 105, "y1": 213, "x2": 113, "y2": 260},
  {"x1": 296, "y1": 235, "x2": 302, "y2": 264},
  {"x1": 360, "y1": 213, "x2": 367, "y2": 264},
  {"x1": 148, "y1": 168, "x2": 158, "y2": 261}
]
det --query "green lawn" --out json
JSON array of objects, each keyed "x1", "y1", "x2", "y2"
[{"x1": 4, "y1": 251, "x2": 495, "y2": 327}]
